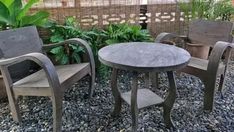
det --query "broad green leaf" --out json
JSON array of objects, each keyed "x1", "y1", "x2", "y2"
[
  {"x1": 60, "y1": 55, "x2": 69, "y2": 65},
  {"x1": 8, "y1": 0, "x2": 22, "y2": 15},
  {"x1": 50, "y1": 46, "x2": 64, "y2": 54},
  {"x1": 105, "y1": 39, "x2": 119, "y2": 45},
  {"x1": 72, "y1": 52, "x2": 81, "y2": 63},
  {"x1": 8, "y1": 0, "x2": 23, "y2": 27},
  {"x1": 0, "y1": 2, "x2": 10, "y2": 23},
  {"x1": 17, "y1": 0, "x2": 39, "y2": 20},
  {"x1": 55, "y1": 53, "x2": 64, "y2": 62},
  {"x1": 50, "y1": 34, "x2": 64, "y2": 43},
  {"x1": 0, "y1": 0, "x2": 14, "y2": 7},
  {"x1": 69, "y1": 44, "x2": 78, "y2": 50},
  {"x1": 20, "y1": 11, "x2": 49, "y2": 27}
]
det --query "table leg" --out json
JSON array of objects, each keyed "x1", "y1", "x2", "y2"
[
  {"x1": 163, "y1": 71, "x2": 177, "y2": 128},
  {"x1": 131, "y1": 72, "x2": 138, "y2": 131},
  {"x1": 150, "y1": 72, "x2": 159, "y2": 89},
  {"x1": 111, "y1": 68, "x2": 122, "y2": 117},
  {"x1": 144, "y1": 72, "x2": 149, "y2": 88}
]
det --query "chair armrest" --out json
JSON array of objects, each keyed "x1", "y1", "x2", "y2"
[
  {"x1": 43, "y1": 38, "x2": 95, "y2": 77},
  {"x1": 155, "y1": 32, "x2": 178, "y2": 43},
  {"x1": 207, "y1": 41, "x2": 232, "y2": 76},
  {"x1": 155, "y1": 32, "x2": 189, "y2": 46},
  {"x1": 0, "y1": 53, "x2": 62, "y2": 95}
]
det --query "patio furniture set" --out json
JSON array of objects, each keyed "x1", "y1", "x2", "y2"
[{"x1": 0, "y1": 19, "x2": 233, "y2": 131}]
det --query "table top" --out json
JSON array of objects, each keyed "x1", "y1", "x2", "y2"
[{"x1": 98, "y1": 42, "x2": 191, "y2": 72}]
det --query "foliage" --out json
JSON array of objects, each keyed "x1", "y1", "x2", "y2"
[
  {"x1": 179, "y1": 0, "x2": 234, "y2": 21},
  {"x1": 48, "y1": 17, "x2": 107, "y2": 65},
  {"x1": 48, "y1": 17, "x2": 86, "y2": 64},
  {"x1": 0, "y1": 0, "x2": 49, "y2": 30},
  {"x1": 211, "y1": 0, "x2": 234, "y2": 21},
  {"x1": 103, "y1": 23, "x2": 153, "y2": 45},
  {"x1": 47, "y1": 17, "x2": 153, "y2": 78},
  {"x1": 48, "y1": 17, "x2": 153, "y2": 65}
]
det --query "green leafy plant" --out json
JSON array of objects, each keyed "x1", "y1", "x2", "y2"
[
  {"x1": 47, "y1": 18, "x2": 153, "y2": 79},
  {"x1": 48, "y1": 17, "x2": 86, "y2": 64},
  {"x1": 103, "y1": 23, "x2": 153, "y2": 45},
  {"x1": 0, "y1": 0, "x2": 49, "y2": 30},
  {"x1": 179, "y1": 0, "x2": 234, "y2": 21},
  {"x1": 48, "y1": 17, "x2": 107, "y2": 65},
  {"x1": 97, "y1": 23, "x2": 153, "y2": 79},
  {"x1": 210, "y1": 0, "x2": 234, "y2": 21}
]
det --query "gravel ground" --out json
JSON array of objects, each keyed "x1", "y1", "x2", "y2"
[{"x1": 0, "y1": 62, "x2": 234, "y2": 132}]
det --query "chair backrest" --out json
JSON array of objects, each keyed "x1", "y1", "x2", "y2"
[
  {"x1": 188, "y1": 19, "x2": 233, "y2": 47},
  {"x1": 0, "y1": 26, "x2": 43, "y2": 59}
]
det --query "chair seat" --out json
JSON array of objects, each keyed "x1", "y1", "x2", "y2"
[
  {"x1": 181, "y1": 57, "x2": 226, "y2": 78},
  {"x1": 188, "y1": 57, "x2": 225, "y2": 71},
  {"x1": 188, "y1": 57, "x2": 209, "y2": 71},
  {"x1": 13, "y1": 63, "x2": 90, "y2": 96}
]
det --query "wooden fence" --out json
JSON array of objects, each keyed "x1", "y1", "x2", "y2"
[{"x1": 29, "y1": 0, "x2": 186, "y2": 37}]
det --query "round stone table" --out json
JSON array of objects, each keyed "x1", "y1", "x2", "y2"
[{"x1": 98, "y1": 42, "x2": 191, "y2": 131}]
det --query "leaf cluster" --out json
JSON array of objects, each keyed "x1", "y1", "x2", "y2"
[
  {"x1": 47, "y1": 17, "x2": 153, "y2": 78},
  {"x1": 48, "y1": 17, "x2": 153, "y2": 65},
  {"x1": 48, "y1": 17, "x2": 87, "y2": 64},
  {"x1": 179, "y1": 0, "x2": 234, "y2": 21},
  {"x1": 0, "y1": 0, "x2": 49, "y2": 30},
  {"x1": 103, "y1": 23, "x2": 153, "y2": 45}
]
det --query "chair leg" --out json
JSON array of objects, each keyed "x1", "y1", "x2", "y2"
[
  {"x1": 144, "y1": 72, "x2": 150, "y2": 88},
  {"x1": 131, "y1": 72, "x2": 138, "y2": 131},
  {"x1": 51, "y1": 95, "x2": 63, "y2": 132},
  {"x1": 8, "y1": 96, "x2": 22, "y2": 123},
  {"x1": 150, "y1": 72, "x2": 159, "y2": 89},
  {"x1": 218, "y1": 74, "x2": 226, "y2": 93},
  {"x1": 88, "y1": 74, "x2": 95, "y2": 98},
  {"x1": 203, "y1": 79, "x2": 216, "y2": 111},
  {"x1": 111, "y1": 68, "x2": 122, "y2": 117},
  {"x1": 163, "y1": 71, "x2": 176, "y2": 128}
]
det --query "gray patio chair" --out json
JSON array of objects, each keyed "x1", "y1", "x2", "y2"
[
  {"x1": 0, "y1": 26, "x2": 95, "y2": 132},
  {"x1": 152, "y1": 19, "x2": 233, "y2": 111}
]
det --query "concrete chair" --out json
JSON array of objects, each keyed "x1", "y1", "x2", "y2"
[
  {"x1": 0, "y1": 26, "x2": 95, "y2": 132},
  {"x1": 154, "y1": 19, "x2": 233, "y2": 111}
]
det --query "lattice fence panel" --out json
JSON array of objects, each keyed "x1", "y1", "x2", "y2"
[
  {"x1": 28, "y1": 0, "x2": 187, "y2": 37},
  {"x1": 29, "y1": 0, "x2": 141, "y2": 29},
  {"x1": 147, "y1": 0, "x2": 186, "y2": 37}
]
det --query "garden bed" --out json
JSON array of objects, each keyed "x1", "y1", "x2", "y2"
[{"x1": 0, "y1": 62, "x2": 234, "y2": 131}]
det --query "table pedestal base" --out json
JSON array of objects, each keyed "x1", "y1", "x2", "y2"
[{"x1": 111, "y1": 68, "x2": 177, "y2": 131}]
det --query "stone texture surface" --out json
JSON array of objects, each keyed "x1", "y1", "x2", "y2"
[{"x1": 99, "y1": 42, "x2": 191, "y2": 72}]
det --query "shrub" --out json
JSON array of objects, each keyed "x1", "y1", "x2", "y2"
[
  {"x1": 103, "y1": 23, "x2": 153, "y2": 45},
  {"x1": 47, "y1": 17, "x2": 153, "y2": 78}
]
